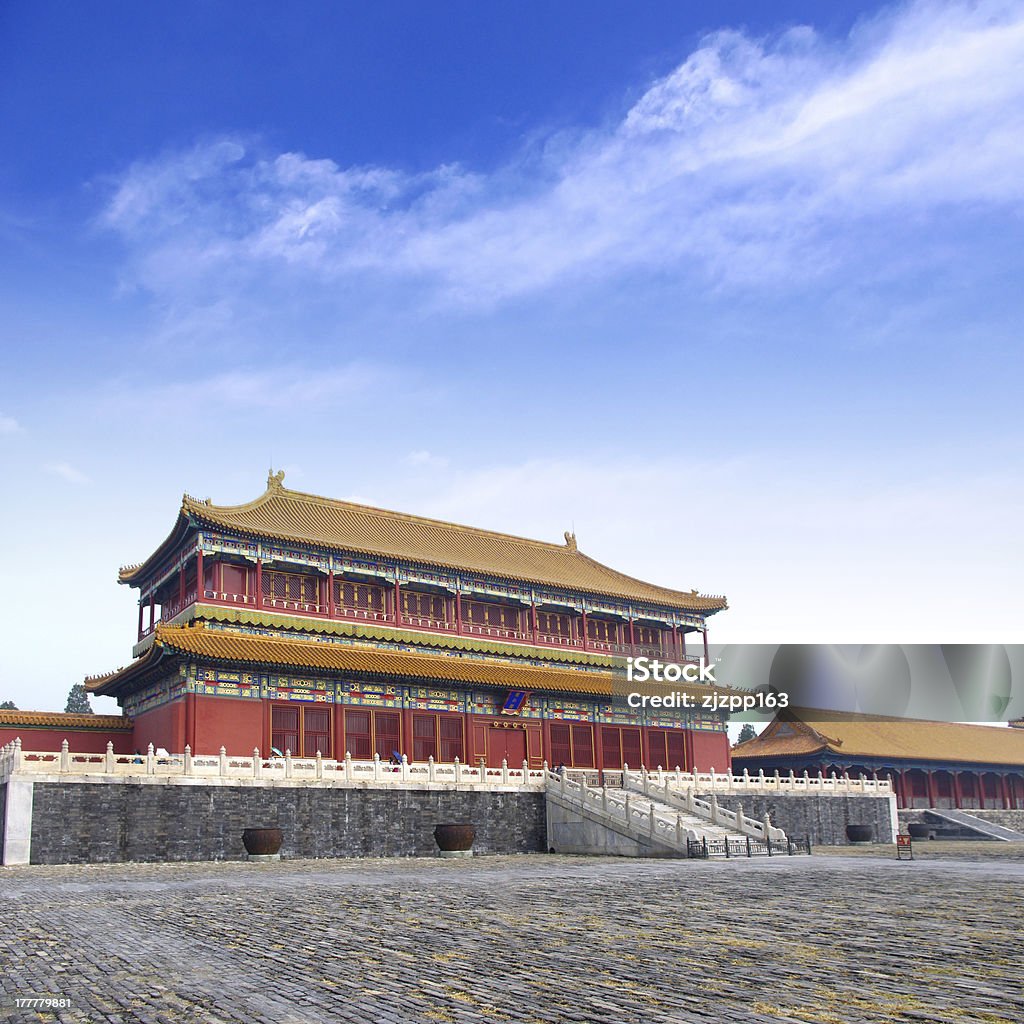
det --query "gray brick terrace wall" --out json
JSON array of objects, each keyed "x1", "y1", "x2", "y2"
[
  {"x1": 28, "y1": 781, "x2": 547, "y2": 864},
  {"x1": 706, "y1": 793, "x2": 897, "y2": 846}
]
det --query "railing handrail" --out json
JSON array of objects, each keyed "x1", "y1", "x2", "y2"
[{"x1": 0, "y1": 741, "x2": 547, "y2": 790}]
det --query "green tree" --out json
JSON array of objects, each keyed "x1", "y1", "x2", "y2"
[
  {"x1": 64, "y1": 684, "x2": 93, "y2": 714},
  {"x1": 736, "y1": 723, "x2": 757, "y2": 744},
  {"x1": 0, "y1": 700, "x2": 16, "y2": 710}
]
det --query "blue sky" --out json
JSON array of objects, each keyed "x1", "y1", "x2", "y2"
[{"x1": 1, "y1": 1, "x2": 1022, "y2": 712}]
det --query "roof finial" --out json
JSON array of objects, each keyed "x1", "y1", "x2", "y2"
[
  {"x1": 267, "y1": 468, "x2": 285, "y2": 490},
  {"x1": 564, "y1": 530, "x2": 577, "y2": 551}
]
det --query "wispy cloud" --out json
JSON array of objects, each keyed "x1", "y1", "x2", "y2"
[
  {"x1": 101, "y1": 1, "x2": 1024, "y2": 308},
  {"x1": 0, "y1": 413, "x2": 22, "y2": 434},
  {"x1": 45, "y1": 461, "x2": 90, "y2": 484},
  {"x1": 405, "y1": 450, "x2": 449, "y2": 469}
]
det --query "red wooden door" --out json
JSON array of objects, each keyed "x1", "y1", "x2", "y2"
[{"x1": 488, "y1": 728, "x2": 527, "y2": 768}]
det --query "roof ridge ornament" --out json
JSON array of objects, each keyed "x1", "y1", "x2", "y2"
[
  {"x1": 563, "y1": 530, "x2": 577, "y2": 551},
  {"x1": 267, "y1": 468, "x2": 286, "y2": 490}
]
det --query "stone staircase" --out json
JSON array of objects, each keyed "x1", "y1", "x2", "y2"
[{"x1": 545, "y1": 770, "x2": 801, "y2": 858}]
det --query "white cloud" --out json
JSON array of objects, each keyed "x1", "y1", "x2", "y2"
[
  {"x1": 392, "y1": 453, "x2": 1024, "y2": 643},
  {"x1": 0, "y1": 413, "x2": 21, "y2": 434},
  {"x1": 101, "y1": 1, "x2": 1024, "y2": 307},
  {"x1": 45, "y1": 461, "x2": 90, "y2": 484},
  {"x1": 405, "y1": 450, "x2": 449, "y2": 469}
]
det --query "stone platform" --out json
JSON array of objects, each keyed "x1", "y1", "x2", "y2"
[{"x1": 2, "y1": 850, "x2": 1022, "y2": 1023}]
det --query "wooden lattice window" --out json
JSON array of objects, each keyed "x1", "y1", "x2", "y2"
[
  {"x1": 264, "y1": 571, "x2": 320, "y2": 604},
  {"x1": 271, "y1": 707, "x2": 299, "y2": 755},
  {"x1": 571, "y1": 725, "x2": 595, "y2": 768},
  {"x1": 402, "y1": 591, "x2": 446, "y2": 620},
  {"x1": 586, "y1": 618, "x2": 619, "y2": 643},
  {"x1": 374, "y1": 712, "x2": 401, "y2": 760},
  {"x1": 335, "y1": 581, "x2": 384, "y2": 611},
  {"x1": 537, "y1": 611, "x2": 571, "y2": 637},
  {"x1": 550, "y1": 724, "x2": 571, "y2": 767},
  {"x1": 413, "y1": 714, "x2": 437, "y2": 762},
  {"x1": 273, "y1": 705, "x2": 332, "y2": 757},
  {"x1": 344, "y1": 710, "x2": 372, "y2": 760},
  {"x1": 634, "y1": 625, "x2": 661, "y2": 647},
  {"x1": 438, "y1": 715, "x2": 464, "y2": 763},
  {"x1": 303, "y1": 708, "x2": 331, "y2": 758},
  {"x1": 464, "y1": 600, "x2": 520, "y2": 630}
]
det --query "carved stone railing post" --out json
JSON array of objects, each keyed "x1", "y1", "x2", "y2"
[
  {"x1": 401, "y1": 754, "x2": 409, "y2": 782},
  {"x1": 60, "y1": 740, "x2": 70, "y2": 773},
  {"x1": 522, "y1": 760, "x2": 530, "y2": 789},
  {"x1": 315, "y1": 750, "x2": 323, "y2": 780},
  {"x1": 283, "y1": 749, "x2": 292, "y2": 779},
  {"x1": 676, "y1": 813, "x2": 683, "y2": 847},
  {"x1": 184, "y1": 744, "x2": 193, "y2": 776},
  {"x1": 105, "y1": 741, "x2": 115, "y2": 773},
  {"x1": 147, "y1": 742, "x2": 155, "y2": 775},
  {"x1": 13, "y1": 737, "x2": 22, "y2": 773},
  {"x1": 344, "y1": 750, "x2": 352, "y2": 782},
  {"x1": 454, "y1": 756, "x2": 462, "y2": 784},
  {"x1": 501, "y1": 758, "x2": 509, "y2": 785},
  {"x1": 428, "y1": 755, "x2": 436, "y2": 783},
  {"x1": 710, "y1": 792, "x2": 719, "y2": 825},
  {"x1": 253, "y1": 747, "x2": 262, "y2": 779},
  {"x1": 649, "y1": 806, "x2": 656, "y2": 837},
  {"x1": 219, "y1": 746, "x2": 227, "y2": 777}
]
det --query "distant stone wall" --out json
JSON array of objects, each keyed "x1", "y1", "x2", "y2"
[
  {"x1": 25, "y1": 780, "x2": 547, "y2": 865},
  {"x1": 705, "y1": 793, "x2": 897, "y2": 846}
]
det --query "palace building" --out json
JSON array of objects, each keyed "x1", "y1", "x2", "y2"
[
  {"x1": 732, "y1": 709, "x2": 1024, "y2": 810},
  {"x1": 81, "y1": 472, "x2": 732, "y2": 771}
]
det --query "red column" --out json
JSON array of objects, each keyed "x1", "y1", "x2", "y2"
[
  {"x1": 149, "y1": 592, "x2": 155, "y2": 630},
  {"x1": 184, "y1": 692, "x2": 195, "y2": 753},
  {"x1": 255, "y1": 558, "x2": 263, "y2": 610},
  {"x1": 394, "y1": 578, "x2": 402, "y2": 625},
  {"x1": 629, "y1": 616, "x2": 636, "y2": 650},
  {"x1": 680, "y1": 632, "x2": 687, "y2": 659},
  {"x1": 455, "y1": 589, "x2": 462, "y2": 633},
  {"x1": 703, "y1": 628, "x2": 709, "y2": 662},
  {"x1": 327, "y1": 571, "x2": 335, "y2": 618},
  {"x1": 926, "y1": 770, "x2": 938, "y2": 808},
  {"x1": 1001, "y1": 775, "x2": 1012, "y2": 809},
  {"x1": 178, "y1": 563, "x2": 185, "y2": 610},
  {"x1": 581, "y1": 608, "x2": 588, "y2": 651},
  {"x1": 530, "y1": 600, "x2": 538, "y2": 644},
  {"x1": 672, "y1": 625, "x2": 679, "y2": 660},
  {"x1": 196, "y1": 548, "x2": 204, "y2": 601},
  {"x1": 137, "y1": 600, "x2": 144, "y2": 640},
  {"x1": 896, "y1": 770, "x2": 907, "y2": 808},
  {"x1": 953, "y1": 771, "x2": 963, "y2": 809}
]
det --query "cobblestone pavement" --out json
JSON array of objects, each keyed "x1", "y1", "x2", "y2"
[{"x1": 2, "y1": 852, "x2": 1022, "y2": 1024}]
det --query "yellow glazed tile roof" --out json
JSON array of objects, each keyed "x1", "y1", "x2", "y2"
[
  {"x1": 95, "y1": 623, "x2": 730, "y2": 701},
  {"x1": 151, "y1": 624, "x2": 622, "y2": 696},
  {"x1": 732, "y1": 710, "x2": 1024, "y2": 768},
  {"x1": 0, "y1": 710, "x2": 132, "y2": 731},
  {"x1": 120, "y1": 473, "x2": 726, "y2": 612}
]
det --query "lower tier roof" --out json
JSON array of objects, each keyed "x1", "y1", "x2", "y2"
[{"x1": 93, "y1": 623, "x2": 727, "y2": 701}]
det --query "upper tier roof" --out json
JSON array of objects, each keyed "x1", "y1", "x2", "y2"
[
  {"x1": 119, "y1": 472, "x2": 727, "y2": 613},
  {"x1": 732, "y1": 710, "x2": 1024, "y2": 768}
]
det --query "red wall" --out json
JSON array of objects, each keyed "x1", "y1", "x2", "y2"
[
  {"x1": 131, "y1": 701, "x2": 185, "y2": 755},
  {"x1": 192, "y1": 695, "x2": 265, "y2": 756},
  {"x1": 0, "y1": 725, "x2": 134, "y2": 754},
  {"x1": 689, "y1": 729, "x2": 731, "y2": 772}
]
